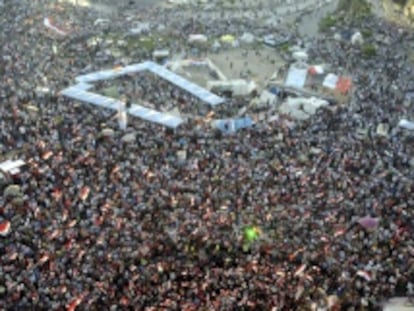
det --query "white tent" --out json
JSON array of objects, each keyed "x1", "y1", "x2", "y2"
[
  {"x1": 0, "y1": 159, "x2": 25, "y2": 175},
  {"x1": 129, "y1": 22, "x2": 150, "y2": 35},
  {"x1": 351, "y1": 31, "x2": 364, "y2": 45},
  {"x1": 398, "y1": 119, "x2": 414, "y2": 130},
  {"x1": 240, "y1": 33, "x2": 255, "y2": 44},
  {"x1": 188, "y1": 34, "x2": 208, "y2": 43},
  {"x1": 323, "y1": 73, "x2": 339, "y2": 89},
  {"x1": 153, "y1": 49, "x2": 170, "y2": 59},
  {"x1": 279, "y1": 97, "x2": 329, "y2": 120},
  {"x1": 168, "y1": 0, "x2": 190, "y2": 3},
  {"x1": 292, "y1": 51, "x2": 309, "y2": 62},
  {"x1": 259, "y1": 90, "x2": 277, "y2": 107},
  {"x1": 285, "y1": 62, "x2": 308, "y2": 89}
]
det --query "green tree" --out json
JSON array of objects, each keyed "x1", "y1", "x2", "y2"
[
  {"x1": 361, "y1": 44, "x2": 377, "y2": 58},
  {"x1": 336, "y1": 0, "x2": 372, "y2": 21},
  {"x1": 393, "y1": 0, "x2": 408, "y2": 6}
]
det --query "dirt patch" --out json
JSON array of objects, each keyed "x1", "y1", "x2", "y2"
[
  {"x1": 207, "y1": 47, "x2": 284, "y2": 88},
  {"x1": 377, "y1": 0, "x2": 414, "y2": 26}
]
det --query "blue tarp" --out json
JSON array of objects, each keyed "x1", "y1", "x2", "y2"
[
  {"x1": 212, "y1": 117, "x2": 254, "y2": 134},
  {"x1": 340, "y1": 30, "x2": 353, "y2": 41},
  {"x1": 269, "y1": 87, "x2": 280, "y2": 95}
]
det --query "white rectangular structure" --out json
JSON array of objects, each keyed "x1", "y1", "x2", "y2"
[
  {"x1": 61, "y1": 86, "x2": 184, "y2": 128},
  {"x1": 398, "y1": 119, "x2": 414, "y2": 130},
  {"x1": 285, "y1": 65, "x2": 308, "y2": 89},
  {"x1": 63, "y1": 60, "x2": 225, "y2": 128},
  {"x1": 0, "y1": 159, "x2": 25, "y2": 175},
  {"x1": 323, "y1": 73, "x2": 339, "y2": 90},
  {"x1": 61, "y1": 87, "x2": 120, "y2": 111},
  {"x1": 128, "y1": 104, "x2": 184, "y2": 128},
  {"x1": 75, "y1": 61, "x2": 225, "y2": 106}
]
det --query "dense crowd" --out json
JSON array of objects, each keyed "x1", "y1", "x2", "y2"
[
  {"x1": 0, "y1": 0, "x2": 414, "y2": 310},
  {"x1": 93, "y1": 73, "x2": 212, "y2": 116}
]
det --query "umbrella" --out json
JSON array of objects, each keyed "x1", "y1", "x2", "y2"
[
  {"x1": 358, "y1": 216, "x2": 379, "y2": 230},
  {"x1": 220, "y1": 34, "x2": 235, "y2": 43}
]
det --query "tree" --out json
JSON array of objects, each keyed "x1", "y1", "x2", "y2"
[
  {"x1": 393, "y1": 0, "x2": 408, "y2": 6},
  {"x1": 336, "y1": 0, "x2": 372, "y2": 21}
]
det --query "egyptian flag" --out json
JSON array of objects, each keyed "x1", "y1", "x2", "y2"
[
  {"x1": 66, "y1": 295, "x2": 84, "y2": 311},
  {"x1": 356, "y1": 270, "x2": 372, "y2": 282},
  {"x1": 0, "y1": 220, "x2": 11, "y2": 236}
]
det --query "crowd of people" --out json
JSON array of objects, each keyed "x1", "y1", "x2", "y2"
[
  {"x1": 0, "y1": 0, "x2": 414, "y2": 310},
  {"x1": 93, "y1": 72, "x2": 213, "y2": 116}
]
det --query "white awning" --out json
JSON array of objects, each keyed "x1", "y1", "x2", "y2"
[{"x1": 75, "y1": 61, "x2": 225, "y2": 106}]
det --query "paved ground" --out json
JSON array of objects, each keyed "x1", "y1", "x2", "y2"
[
  {"x1": 58, "y1": 0, "x2": 164, "y2": 15},
  {"x1": 382, "y1": 0, "x2": 414, "y2": 26},
  {"x1": 54, "y1": 0, "x2": 394, "y2": 92},
  {"x1": 297, "y1": 0, "x2": 339, "y2": 37},
  {"x1": 208, "y1": 48, "x2": 284, "y2": 88},
  {"x1": 383, "y1": 297, "x2": 414, "y2": 311}
]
